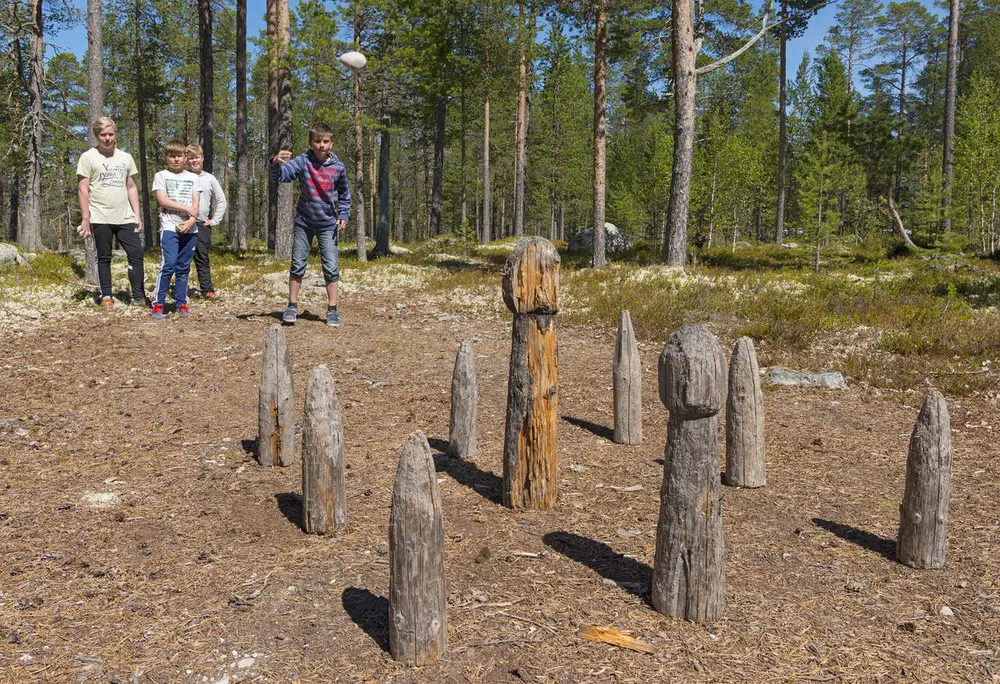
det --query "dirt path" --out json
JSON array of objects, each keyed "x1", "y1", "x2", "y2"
[{"x1": 1, "y1": 278, "x2": 998, "y2": 682}]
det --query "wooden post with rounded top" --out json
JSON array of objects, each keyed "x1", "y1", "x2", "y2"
[
  {"x1": 389, "y1": 431, "x2": 447, "y2": 665},
  {"x1": 613, "y1": 310, "x2": 642, "y2": 445},
  {"x1": 897, "y1": 390, "x2": 952, "y2": 569},
  {"x1": 502, "y1": 236, "x2": 560, "y2": 510},
  {"x1": 301, "y1": 365, "x2": 346, "y2": 534},
  {"x1": 448, "y1": 340, "x2": 478, "y2": 459},
  {"x1": 725, "y1": 337, "x2": 765, "y2": 487},
  {"x1": 652, "y1": 325, "x2": 727, "y2": 623},
  {"x1": 258, "y1": 324, "x2": 295, "y2": 467}
]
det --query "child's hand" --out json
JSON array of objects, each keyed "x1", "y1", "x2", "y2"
[{"x1": 273, "y1": 150, "x2": 292, "y2": 165}]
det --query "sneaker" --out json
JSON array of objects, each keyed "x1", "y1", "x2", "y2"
[
  {"x1": 204, "y1": 290, "x2": 219, "y2": 301},
  {"x1": 178, "y1": 303, "x2": 191, "y2": 317},
  {"x1": 281, "y1": 305, "x2": 298, "y2": 325},
  {"x1": 151, "y1": 303, "x2": 165, "y2": 319},
  {"x1": 100, "y1": 297, "x2": 114, "y2": 309},
  {"x1": 326, "y1": 308, "x2": 341, "y2": 327},
  {"x1": 131, "y1": 296, "x2": 152, "y2": 309}
]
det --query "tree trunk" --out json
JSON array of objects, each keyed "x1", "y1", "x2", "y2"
[
  {"x1": 940, "y1": 0, "x2": 958, "y2": 234},
  {"x1": 84, "y1": 0, "x2": 101, "y2": 281},
  {"x1": 274, "y1": 0, "x2": 293, "y2": 259},
  {"x1": 591, "y1": 0, "x2": 608, "y2": 267},
  {"x1": 232, "y1": 0, "x2": 248, "y2": 250},
  {"x1": 481, "y1": 9, "x2": 492, "y2": 245},
  {"x1": 888, "y1": 184, "x2": 916, "y2": 248},
  {"x1": 662, "y1": 0, "x2": 696, "y2": 266},
  {"x1": 375, "y1": 121, "x2": 390, "y2": 257},
  {"x1": 429, "y1": 95, "x2": 446, "y2": 237},
  {"x1": 22, "y1": 0, "x2": 44, "y2": 251},
  {"x1": 135, "y1": 0, "x2": 153, "y2": 247},
  {"x1": 513, "y1": 0, "x2": 528, "y2": 237},
  {"x1": 652, "y1": 325, "x2": 727, "y2": 622},
  {"x1": 198, "y1": 0, "x2": 214, "y2": 171},
  {"x1": 389, "y1": 431, "x2": 447, "y2": 666},
  {"x1": 774, "y1": 0, "x2": 787, "y2": 246},
  {"x1": 460, "y1": 83, "x2": 467, "y2": 229},
  {"x1": 352, "y1": 9, "x2": 367, "y2": 261}
]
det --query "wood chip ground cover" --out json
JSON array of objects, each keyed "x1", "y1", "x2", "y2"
[{"x1": 0, "y1": 276, "x2": 998, "y2": 682}]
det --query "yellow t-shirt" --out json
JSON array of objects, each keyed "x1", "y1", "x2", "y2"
[{"x1": 76, "y1": 147, "x2": 139, "y2": 225}]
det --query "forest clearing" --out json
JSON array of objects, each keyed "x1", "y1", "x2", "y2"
[{"x1": 0, "y1": 242, "x2": 998, "y2": 682}]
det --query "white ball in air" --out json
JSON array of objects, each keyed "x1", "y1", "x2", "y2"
[{"x1": 339, "y1": 51, "x2": 367, "y2": 71}]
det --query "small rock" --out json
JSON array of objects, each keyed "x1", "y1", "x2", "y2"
[
  {"x1": 766, "y1": 367, "x2": 846, "y2": 389},
  {"x1": 940, "y1": 606, "x2": 954, "y2": 617},
  {"x1": 236, "y1": 657, "x2": 255, "y2": 669},
  {"x1": 376, "y1": 541, "x2": 389, "y2": 555},
  {"x1": 18, "y1": 654, "x2": 33, "y2": 664},
  {"x1": 80, "y1": 492, "x2": 121, "y2": 509},
  {"x1": 569, "y1": 464, "x2": 586, "y2": 473},
  {"x1": 395, "y1": 303, "x2": 407, "y2": 311}
]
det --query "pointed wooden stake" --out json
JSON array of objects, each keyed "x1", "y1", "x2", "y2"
[
  {"x1": 389, "y1": 431, "x2": 447, "y2": 665},
  {"x1": 652, "y1": 325, "x2": 726, "y2": 623},
  {"x1": 301, "y1": 365, "x2": 346, "y2": 535},
  {"x1": 258, "y1": 324, "x2": 294, "y2": 467},
  {"x1": 613, "y1": 310, "x2": 642, "y2": 445},
  {"x1": 725, "y1": 337, "x2": 765, "y2": 487},
  {"x1": 448, "y1": 340, "x2": 478, "y2": 459},
  {"x1": 897, "y1": 390, "x2": 952, "y2": 569},
  {"x1": 502, "y1": 237, "x2": 560, "y2": 510}
]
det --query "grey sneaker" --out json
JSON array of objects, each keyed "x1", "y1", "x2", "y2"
[
  {"x1": 326, "y1": 308, "x2": 341, "y2": 327},
  {"x1": 282, "y1": 304, "x2": 298, "y2": 325}
]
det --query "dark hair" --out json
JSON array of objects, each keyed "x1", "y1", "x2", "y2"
[{"x1": 308, "y1": 122, "x2": 333, "y2": 142}]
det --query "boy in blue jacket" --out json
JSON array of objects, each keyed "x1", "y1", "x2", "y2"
[{"x1": 270, "y1": 122, "x2": 352, "y2": 327}]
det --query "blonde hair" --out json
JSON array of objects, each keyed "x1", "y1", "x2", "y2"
[
  {"x1": 164, "y1": 140, "x2": 187, "y2": 157},
  {"x1": 185, "y1": 143, "x2": 204, "y2": 157},
  {"x1": 91, "y1": 116, "x2": 116, "y2": 138}
]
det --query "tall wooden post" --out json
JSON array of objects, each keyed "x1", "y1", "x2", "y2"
[
  {"x1": 502, "y1": 237, "x2": 559, "y2": 510},
  {"x1": 725, "y1": 337, "x2": 765, "y2": 487},
  {"x1": 258, "y1": 324, "x2": 295, "y2": 467},
  {"x1": 389, "y1": 431, "x2": 447, "y2": 665},
  {"x1": 301, "y1": 365, "x2": 346, "y2": 534},
  {"x1": 897, "y1": 390, "x2": 952, "y2": 569},
  {"x1": 652, "y1": 325, "x2": 726, "y2": 622},
  {"x1": 448, "y1": 340, "x2": 478, "y2": 459},
  {"x1": 613, "y1": 310, "x2": 642, "y2": 445}
]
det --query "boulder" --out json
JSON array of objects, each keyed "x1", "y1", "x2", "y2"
[
  {"x1": 0, "y1": 243, "x2": 28, "y2": 268},
  {"x1": 568, "y1": 222, "x2": 632, "y2": 255},
  {"x1": 765, "y1": 367, "x2": 845, "y2": 389}
]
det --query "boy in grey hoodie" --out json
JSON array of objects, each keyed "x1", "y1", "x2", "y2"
[{"x1": 270, "y1": 122, "x2": 352, "y2": 327}]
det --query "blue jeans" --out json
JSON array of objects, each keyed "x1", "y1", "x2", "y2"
[
  {"x1": 153, "y1": 230, "x2": 198, "y2": 304},
  {"x1": 290, "y1": 224, "x2": 339, "y2": 283}
]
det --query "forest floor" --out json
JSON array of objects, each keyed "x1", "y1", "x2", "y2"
[{"x1": 0, "y1": 257, "x2": 998, "y2": 683}]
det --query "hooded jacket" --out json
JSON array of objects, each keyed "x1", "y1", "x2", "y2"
[{"x1": 269, "y1": 150, "x2": 352, "y2": 231}]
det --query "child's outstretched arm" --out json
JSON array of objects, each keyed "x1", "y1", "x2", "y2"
[{"x1": 270, "y1": 150, "x2": 304, "y2": 183}]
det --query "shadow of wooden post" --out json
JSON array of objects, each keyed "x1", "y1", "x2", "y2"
[
  {"x1": 897, "y1": 389, "x2": 952, "y2": 569},
  {"x1": 652, "y1": 325, "x2": 726, "y2": 623},
  {"x1": 258, "y1": 324, "x2": 294, "y2": 467},
  {"x1": 501, "y1": 237, "x2": 560, "y2": 510},
  {"x1": 389, "y1": 431, "x2": 447, "y2": 665},
  {"x1": 302, "y1": 365, "x2": 346, "y2": 534}
]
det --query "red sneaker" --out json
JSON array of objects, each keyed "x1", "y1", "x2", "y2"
[
  {"x1": 178, "y1": 303, "x2": 191, "y2": 317},
  {"x1": 204, "y1": 290, "x2": 219, "y2": 301},
  {"x1": 151, "y1": 303, "x2": 165, "y2": 319}
]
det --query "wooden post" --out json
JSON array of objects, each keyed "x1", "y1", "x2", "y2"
[
  {"x1": 502, "y1": 236, "x2": 560, "y2": 510},
  {"x1": 389, "y1": 431, "x2": 447, "y2": 665},
  {"x1": 725, "y1": 337, "x2": 765, "y2": 487},
  {"x1": 301, "y1": 365, "x2": 346, "y2": 535},
  {"x1": 448, "y1": 340, "x2": 478, "y2": 459},
  {"x1": 652, "y1": 325, "x2": 726, "y2": 622},
  {"x1": 613, "y1": 310, "x2": 642, "y2": 445},
  {"x1": 897, "y1": 390, "x2": 952, "y2": 569},
  {"x1": 258, "y1": 323, "x2": 294, "y2": 467}
]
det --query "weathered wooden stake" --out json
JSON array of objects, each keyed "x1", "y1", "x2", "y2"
[
  {"x1": 502, "y1": 236, "x2": 560, "y2": 510},
  {"x1": 301, "y1": 365, "x2": 346, "y2": 535},
  {"x1": 897, "y1": 389, "x2": 952, "y2": 569},
  {"x1": 613, "y1": 310, "x2": 642, "y2": 445},
  {"x1": 652, "y1": 325, "x2": 727, "y2": 623},
  {"x1": 448, "y1": 340, "x2": 478, "y2": 459},
  {"x1": 258, "y1": 323, "x2": 295, "y2": 467},
  {"x1": 725, "y1": 337, "x2": 765, "y2": 487},
  {"x1": 389, "y1": 431, "x2": 447, "y2": 665}
]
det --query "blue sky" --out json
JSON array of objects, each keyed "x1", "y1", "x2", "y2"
[{"x1": 51, "y1": 0, "x2": 944, "y2": 82}]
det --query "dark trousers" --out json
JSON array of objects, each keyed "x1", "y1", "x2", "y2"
[
  {"x1": 190, "y1": 221, "x2": 214, "y2": 294},
  {"x1": 93, "y1": 223, "x2": 145, "y2": 301}
]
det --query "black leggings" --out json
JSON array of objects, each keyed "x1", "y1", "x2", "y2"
[
  {"x1": 190, "y1": 221, "x2": 214, "y2": 294},
  {"x1": 93, "y1": 223, "x2": 145, "y2": 301}
]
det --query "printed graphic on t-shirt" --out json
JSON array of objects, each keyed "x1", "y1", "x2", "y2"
[
  {"x1": 305, "y1": 165, "x2": 338, "y2": 202},
  {"x1": 97, "y1": 162, "x2": 129, "y2": 188},
  {"x1": 153, "y1": 170, "x2": 199, "y2": 232}
]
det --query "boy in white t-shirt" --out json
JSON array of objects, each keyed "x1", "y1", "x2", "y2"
[{"x1": 150, "y1": 140, "x2": 200, "y2": 319}]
